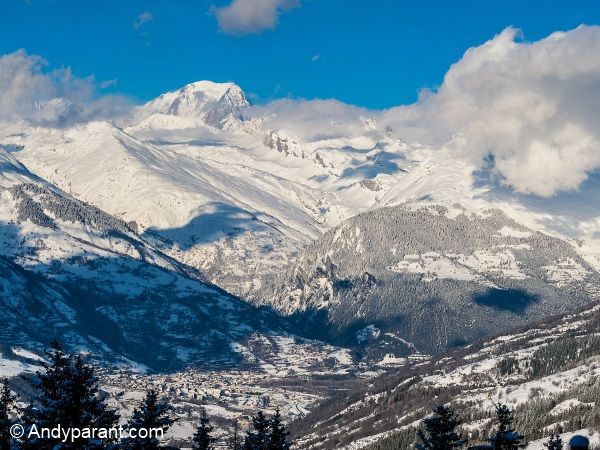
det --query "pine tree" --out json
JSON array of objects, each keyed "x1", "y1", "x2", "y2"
[
  {"x1": 545, "y1": 434, "x2": 563, "y2": 450},
  {"x1": 22, "y1": 340, "x2": 71, "y2": 448},
  {"x1": 243, "y1": 411, "x2": 270, "y2": 450},
  {"x1": 225, "y1": 420, "x2": 243, "y2": 450},
  {"x1": 267, "y1": 408, "x2": 291, "y2": 450},
  {"x1": 20, "y1": 341, "x2": 119, "y2": 450},
  {"x1": 489, "y1": 404, "x2": 527, "y2": 450},
  {"x1": 69, "y1": 355, "x2": 121, "y2": 430},
  {"x1": 415, "y1": 405, "x2": 465, "y2": 450},
  {"x1": 123, "y1": 389, "x2": 175, "y2": 450},
  {"x1": 0, "y1": 379, "x2": 17, "y2": 450},
  {"x1": 192, "y1": 408, "x2": 215, "y2": 450}
]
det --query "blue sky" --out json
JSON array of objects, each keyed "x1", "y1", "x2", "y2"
[{"x1": 2, "y1": 0, "x2": 600, "y2": 108}]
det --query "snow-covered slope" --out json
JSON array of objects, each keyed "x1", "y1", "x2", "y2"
[
  {"x1": 259, "y1": 204, "x2": 600, "y2": 356},
  {"x1": 0, "y1": 146, "x2": 352, "y2": 372},
  {"x1": 292, "y1": 302, "x2": 600, "y2": 450},
  {"x1": 0, "y1": 85, "x2": 423, "y2": 295}
]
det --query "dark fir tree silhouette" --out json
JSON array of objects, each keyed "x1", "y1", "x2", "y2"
[
  {"x1": 21, "y1": 341, "x2": 119, "y2": 450},
  {"x1": 545, "y1": 434, "x2": 563, "y2": 450},
  {"x1": 192, "y1": 408, "x2": 215, "y2": 450},
  {"x1": 225, "y1": 419, "x2": 243, "y2": 450},
  {"x1": 0, "y1": 379, "x2": 17, "y2": 450},
  {"x1": 243, "y1": 411, "x2": 270, "y2": 450},
  {"x1": 489, "y1": 404, "x2": 527, "y2": 450},
  {"x1": 267, "y1": 408, "x2": 291, "y2": 450},
  {"x1": 123, "y1": 389, "x2": 175, "y2": 450},
  {"x1": 416, "y1": 405, "x2": 465, "y2": 450}
]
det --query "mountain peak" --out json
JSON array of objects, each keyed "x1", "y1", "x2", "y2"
[
  {"x1": 180, "y1": 80, "x2": 239, "y2": 98},
  {"x1": 137, "y1": 80, "x2": 249, "y2": 127}
]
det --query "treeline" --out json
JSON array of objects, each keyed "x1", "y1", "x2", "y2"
[
  {"x1": 368, "y1": 404, "x2": 583, "y2": 450},
  {"x1": 496, "y1": 334, "x2": 600, "y2": 378},
  {"x1": 0, "y1": 342, "x2": 292, "y2": 450},
  {"x1": 8, "y1": 183, "x2": 133, "y2": 234}
]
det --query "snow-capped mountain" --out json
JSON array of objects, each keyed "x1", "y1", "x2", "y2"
[
  {"x1": 131, "y1": 80, "x2": 249, "y2": 129},
  {"x1": 3, "y1": 79, "x2": 600, "y2": 369},
  {"x1": 259, "y1": 204, "x2": 600, "y2": 356},
  {"x1": 0, "y1": 83, "x2": 417, "y2": 296},
  {"x1": 0, "y1": 144, "x2": 353, "y2": 372}
]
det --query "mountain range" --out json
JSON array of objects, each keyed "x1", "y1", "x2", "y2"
[
  {"x1": 3, "y1": 79, "x2": 600, "y2": 447},
  {"x1": 0, "y1": 137, "x2": 346, "y2": 373},
  {"x1": 1, "y1": 80, "x2": 600, "y2": 390}
]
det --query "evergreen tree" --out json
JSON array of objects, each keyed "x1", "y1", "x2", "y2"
[
  {"x1": 21, "y1": 341, "x2": 119, "y2": 450},
  {"x1": 489, "y1": 405, "x2": 527, "y2": 450},
  {"x1": 544, "y1": 434, "x2": 563, "y2": 450},
  {"x1": 415, "y1": 405, "x2": 465, "y2": 450},
  {"x1": 267, "y1": 409, "x2": 291, "y2": 450},
  {"x1": 225, "y1": 420, "x2": 243, "y2": 450},
  {"x1": 192, "y1": 408, "x2": 215, "y2": 450},
  {"x1": 123, "y1": 389, "x2": 175, "y2": 450},
  {"x1": 0, "y1": 379, "x2": 17, "y2": 450},
  {"x1": 243, "y1": 411, "x2": 270, "y2": 450}
]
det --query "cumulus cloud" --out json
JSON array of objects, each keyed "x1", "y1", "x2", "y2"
[
  {"x1": 213, "y1": 0, "x2": 301, "y2": 36},
  {"x1": 248, "y1": 26, "x2": 600, "y2": 197},
  {"x1": 0, "y1": 49, "x2": 130, "y2": 126},
  {"x1": 379, "y1": 26, "x2": 600, "y2": 197}
]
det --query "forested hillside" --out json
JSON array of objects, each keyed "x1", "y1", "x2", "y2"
[{"x1": 291, "y1": 302, "x2": 600, "y2": 449}]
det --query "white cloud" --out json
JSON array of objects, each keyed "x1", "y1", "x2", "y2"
[
  {"x1": 248, "y1": 26, "x2": 600, "y2": 197},
  {"x1": 250, "y1": 98, "x2": 368, "y2": 141},
  {"x1": 380, "y1": 26, "x2": 600, "y2": 197},
  {"x1": 213, "y1": 0, "x2": 301, "y2": 36},
  {"x1": 134, "y1": 11, "x2": 153, "y2": 29},
  {"x1": 0, "y1": 49, "x2": 130, "y2": 125}
]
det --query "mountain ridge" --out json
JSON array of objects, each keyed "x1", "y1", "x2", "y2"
[{"x1": 0, "y1": 146, "x2": 353, "y2": 373}]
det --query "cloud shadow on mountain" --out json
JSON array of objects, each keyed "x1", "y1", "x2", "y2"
[
  {"x1": 142, "y1": 202, "x2": 268, "y2": 250},
  {"x1": 473, "y1": 288, "x2": 540, "y2": 313}
]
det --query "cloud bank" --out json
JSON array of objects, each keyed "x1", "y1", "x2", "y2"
[
  {"x1": 0, "y1": 50, "x2": 130, "y2": 126},
  {"x1": 254, "y1": 26, "x2": 600, "y2": 197},
  {"x1": 213, "y1": 0, "x2": 301, "y2": 36},
  {"x1": 250, "y1": 98, "x2": 368, "y2": 141},
  {"x1": 380, "y1": 26, "x2": 600, "y2": 197}
]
